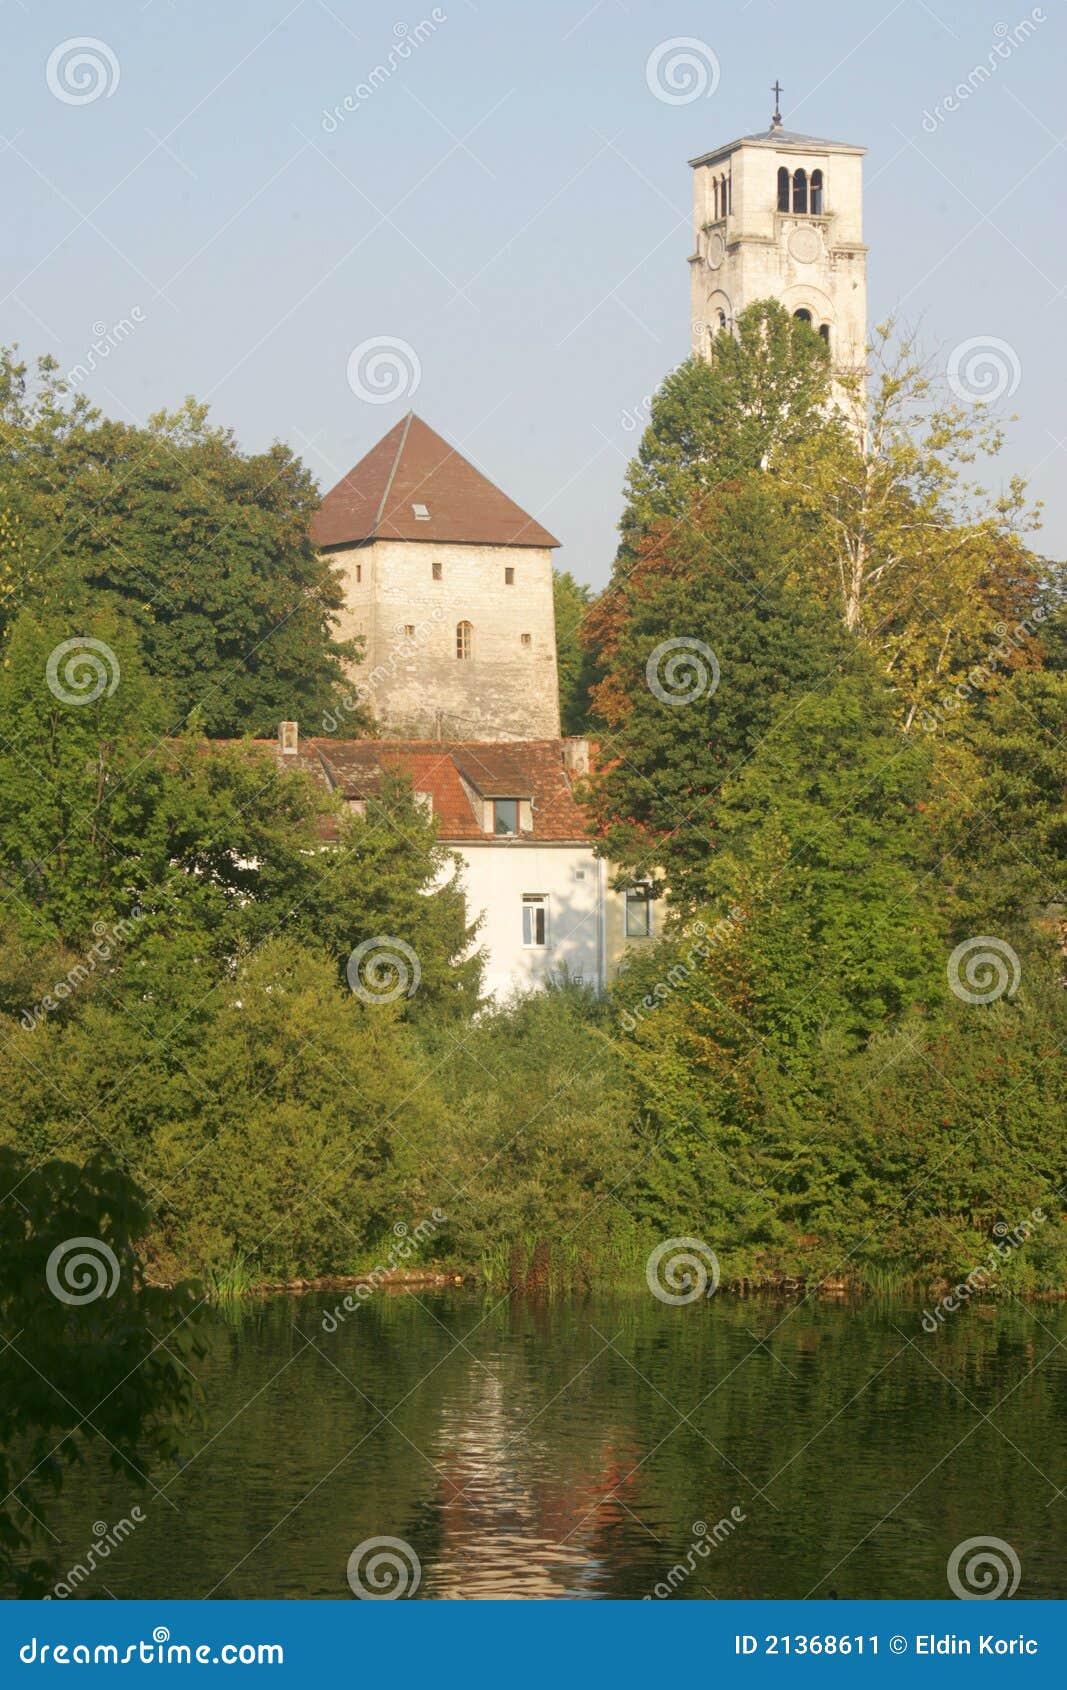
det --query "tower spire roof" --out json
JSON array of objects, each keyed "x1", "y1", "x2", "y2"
[{"x1": 311, "y1": 414, "x2": 559, "y2": 550}]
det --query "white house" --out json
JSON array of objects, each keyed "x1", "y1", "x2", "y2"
[{"x1": 268, "y1": 727, "x2": 655, "y2": 1002}]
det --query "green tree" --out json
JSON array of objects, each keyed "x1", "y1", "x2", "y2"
[
  {"x1": 552, "y1": 568, "x2": 597, "y2": 734},
  {"x1": 0, "y1": 349, "x2": 360, "y2": 736},
  {"x1": 617, "y1": 301, "x2": 837, "y2": 560},
  {"x1": 585, "y1": 480, "x2": 857, "y2": 907},
  {"x1": 0, "y1": 606, "x2": 480, "y2": 1018},
  {"x1": 780, "y1": 325, "x2": 1049, "y2": 728}
]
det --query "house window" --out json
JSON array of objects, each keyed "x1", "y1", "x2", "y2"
[
  {"x1": 456, "y1": 620, "x2": 473, "y2": 659},
  {"x1": 522, "y1": 894, "x2": 548, "y2": 948},
  {"x1": 505, "y1": 566, "x2": 515, "y2": 585},
  {"x1": 432, "y1": 560, "x2": 443, "y2": 580},
  {"x1": 493, "y1": 798, "x2": 519, "y2": 836},
  {"x1": 520, "y1": 632, "x2": 532, "y2": 647},
  {"x1": 624, "y1": 885, "x2": 654, "y2": 939}
]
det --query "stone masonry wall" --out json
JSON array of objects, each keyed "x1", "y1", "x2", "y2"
[{"x1": 329, "y1": 536, "x2": 561, "y2": 740}]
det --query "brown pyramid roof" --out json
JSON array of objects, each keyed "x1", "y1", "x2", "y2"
[{"x1": 311, "y1": 413, "x2": 559, "y2": 550}]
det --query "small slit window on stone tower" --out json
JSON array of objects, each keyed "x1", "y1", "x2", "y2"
[
  {"x1": 432, "y1": 560, "x2": 442, "y2": 580},
  {"x1": 354, "y1": 563, "x2": 362, "y2": 583},
  {"x1": 810, "y1": 169, "x2": 824, "y2": 214},
  {"x1": 456, "y1": 620, "x2": 473, "y2": 660},
  {"x1": 505, "y1": 566, "x2": 515, "y2": 584},
  {"x1": 520, "y1": 632, "x2": 532, "y2": 648},
  {"x1": 777, "y1": 166, "x2": 790, "y2": 212},
  {"x1": 792, "y1": 169, "x2": 808, "y2": 214}
]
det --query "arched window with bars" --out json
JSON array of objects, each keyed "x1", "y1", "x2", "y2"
[{"x1": 456, "y1": 620, "x2": 473, "y2": 660}]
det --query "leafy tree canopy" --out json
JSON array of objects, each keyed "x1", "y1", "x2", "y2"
[{"x1": 0, "y1": 348, "x2": 361, "y2": 737}]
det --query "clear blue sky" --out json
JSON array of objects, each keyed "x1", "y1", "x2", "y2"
[{"x1": 3, "y1": 0, "x2": 1063, "y2": 587}]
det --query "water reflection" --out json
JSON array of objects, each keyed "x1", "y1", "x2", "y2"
[{"x1": 38, "y1": 1291, "x2": 1067, "y2": 1600}]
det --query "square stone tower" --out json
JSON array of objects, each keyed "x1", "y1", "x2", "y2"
[
  {"x1": 689, "y1": 112, "x2": 867, "y2": 371},
  {"x1": 312, "y1": 414, "x2": 561, "y2": 741}
]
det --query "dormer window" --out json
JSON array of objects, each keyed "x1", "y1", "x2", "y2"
[
  {"x1": 412, "y1": 502, "x2": 430, "y2": 521},
  {"x1": 493, "y1": 798, "x2": 519, "y2": 836}
]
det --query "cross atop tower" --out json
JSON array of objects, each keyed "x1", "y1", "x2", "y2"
[{"x1": 771, "y1": 80, "x2": 783, "y2": 127}]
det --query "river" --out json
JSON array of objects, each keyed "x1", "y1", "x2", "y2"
[{"x1": 43, "y1": 1289, "x2": 1067, "y2": 1599}]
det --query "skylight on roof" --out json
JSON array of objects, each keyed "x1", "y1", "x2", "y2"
[{"x1": 411, "y1": 502, "x2": 430, "y2": 520}]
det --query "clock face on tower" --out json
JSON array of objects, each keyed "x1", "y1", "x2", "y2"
[{"x1": 788, "y1": 225, "x2": 822, "y2": 265}]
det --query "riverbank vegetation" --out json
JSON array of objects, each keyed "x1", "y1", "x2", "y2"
[{"x1": 0, "y1": 317, "x2": 1065, "y2": 1315}]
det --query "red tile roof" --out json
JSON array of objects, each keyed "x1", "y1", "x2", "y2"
[
  {"x1": 310, "y1": 414, "x2": 560, "y2": 551},
  {"x1": 251, "y1": 736, "x2": 590, "y2": 843}
]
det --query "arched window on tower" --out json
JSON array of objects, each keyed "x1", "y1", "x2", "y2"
[
  {"x1": 717, "y1": 308, "x2": 727, "y2": 330},
  {"x1": 793, "y1": 308, "x2": 813, "y2": 325},
  {"x1": 456, "y1": 620, "x2": 473, "y2": 660},
  {"x1": 777, "y1": 166, "x2": 790, "y2": 212},
  {"x1": 819, "y1": 323, "x2": 831, "y2": 347},
  {"x1": 810, "y1": 169, "x2": 824, "y2": 214},
  {"x1": 712, "y1": 177, "x2": 719, "y2": 220},
  {"x1": 792, "y1": 169, "x2": 808, "y2": 214},
  {"x1": 720, "y1": 172, "x2": 728, "y2": 216}
]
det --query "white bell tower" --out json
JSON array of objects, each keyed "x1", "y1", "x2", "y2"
[{"x1": 688, "y1": 89, "x2": 867, "y2": 372}]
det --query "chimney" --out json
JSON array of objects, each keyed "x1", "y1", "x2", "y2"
[
  {"x1": 561, "y1": 737, "x2": 589, "y2": 777},
  {"x1": 279, "y1": 721, "x2": 299, "y2": 755}
]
